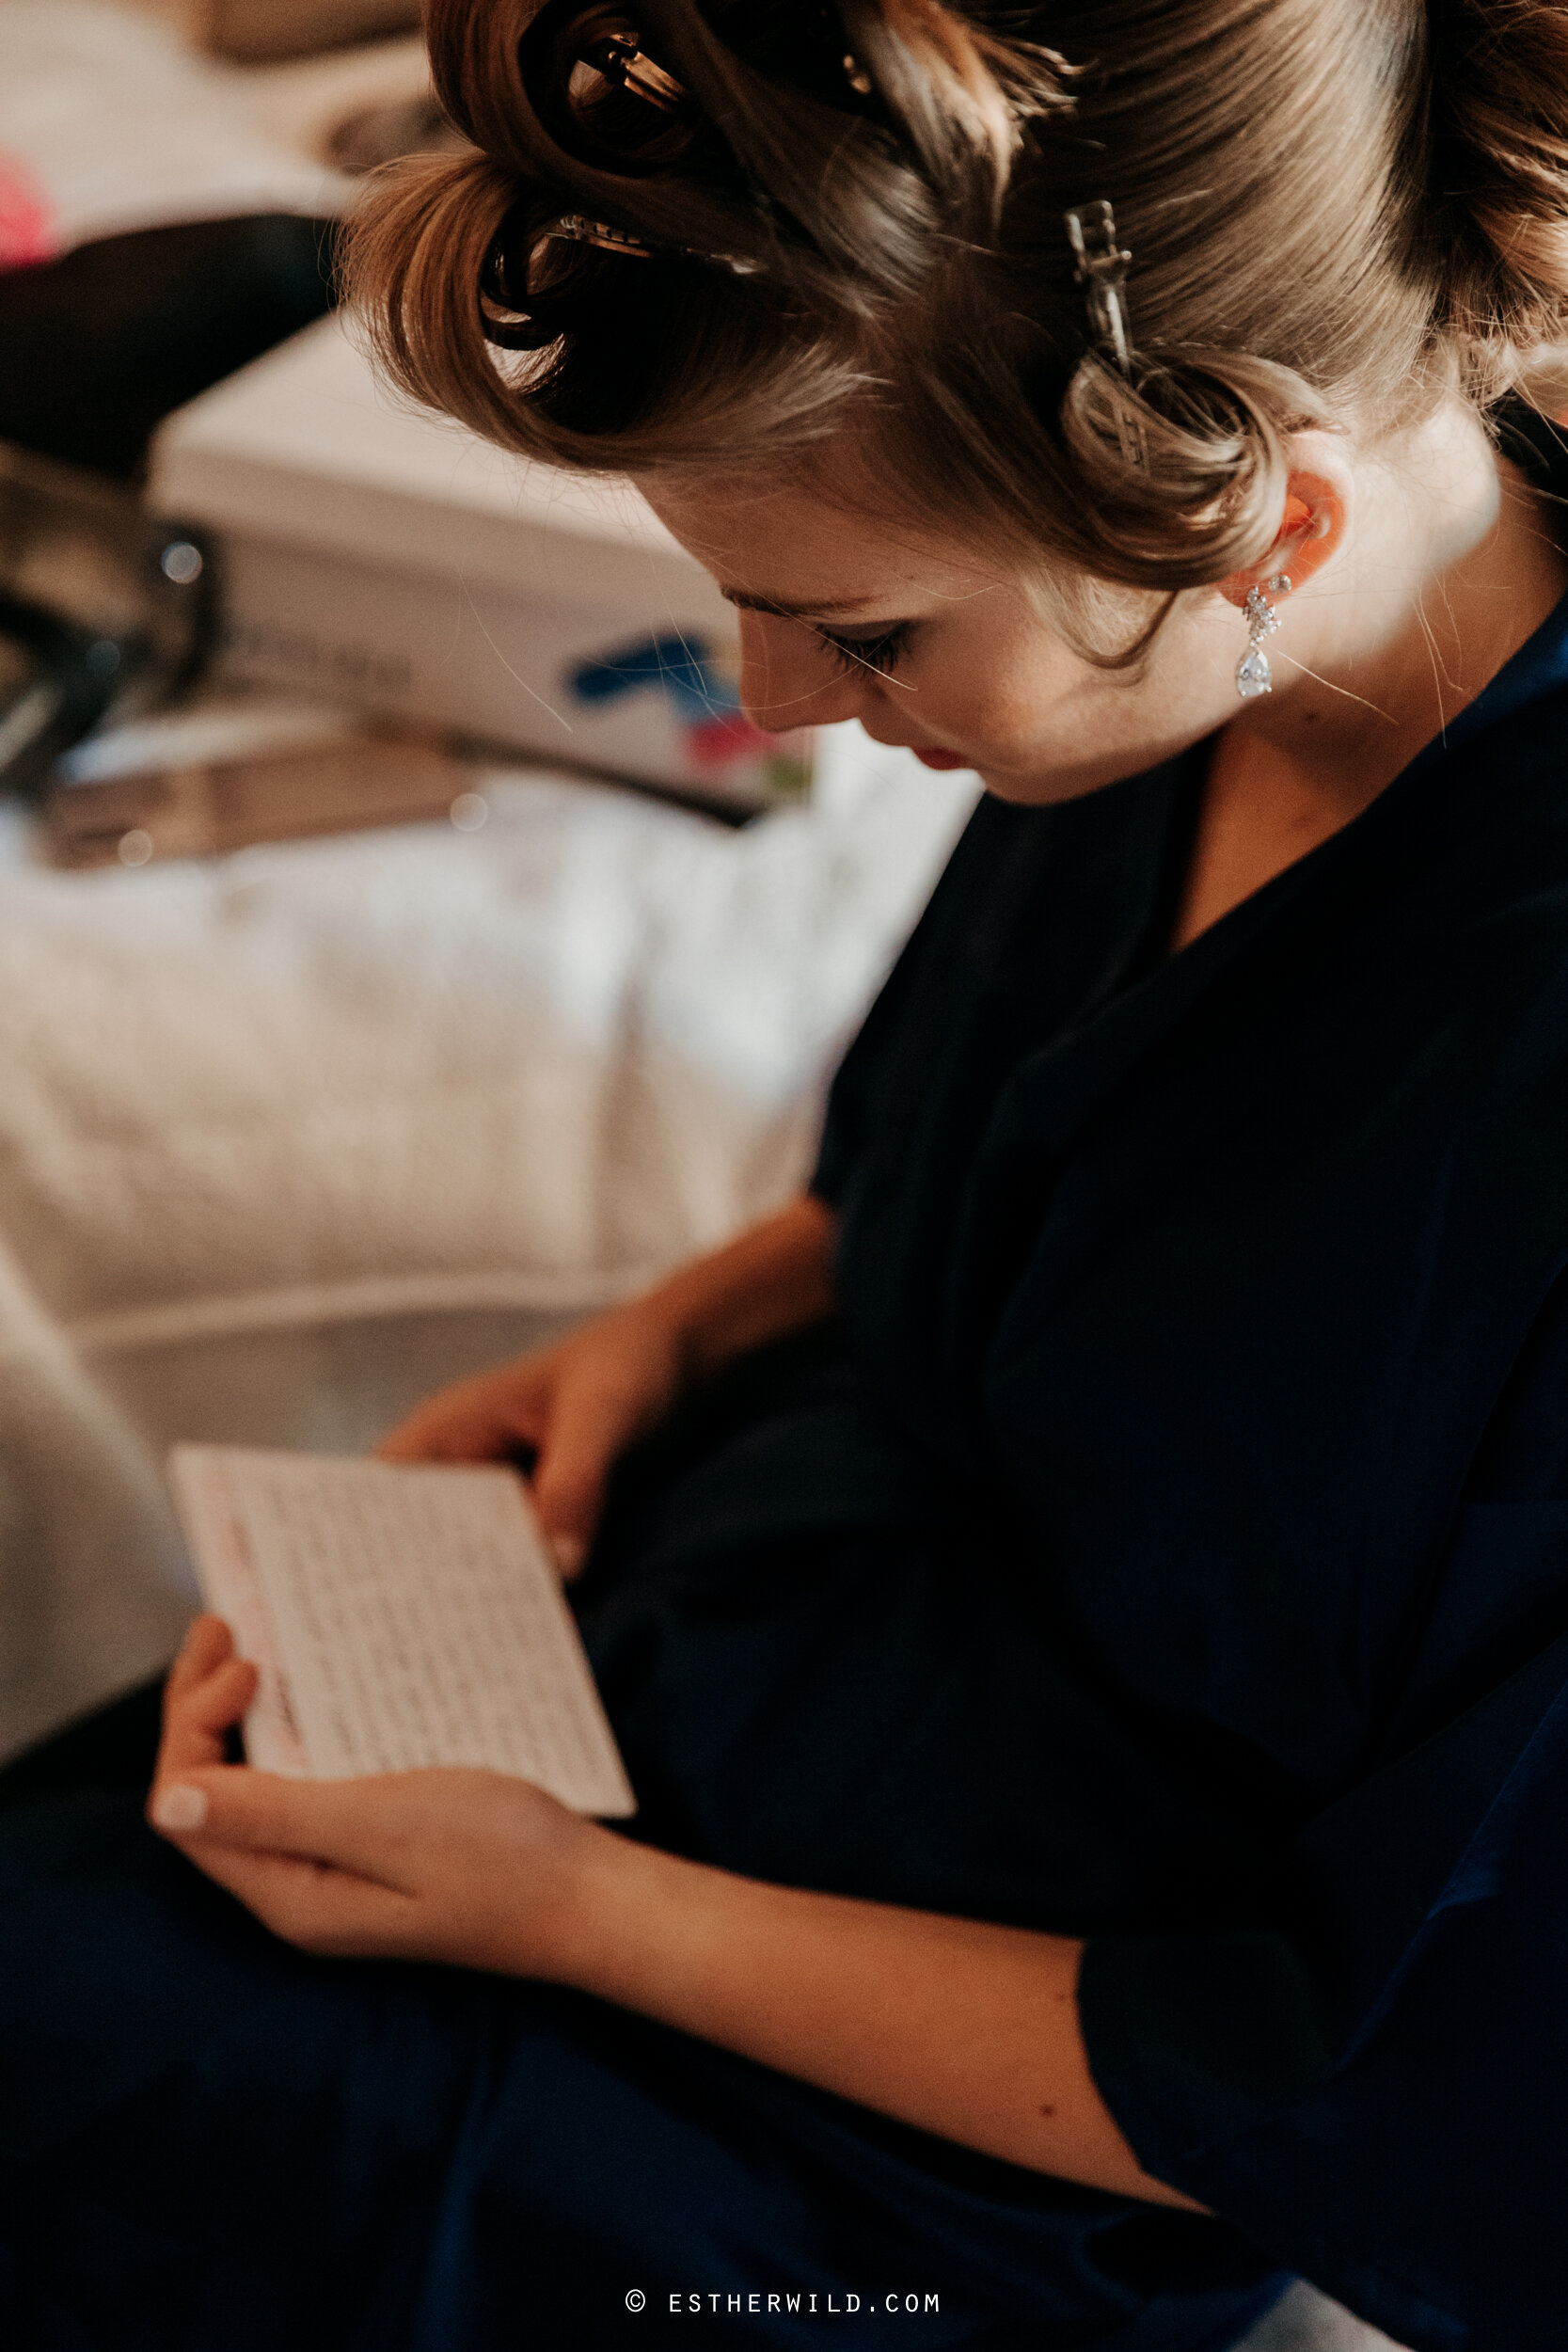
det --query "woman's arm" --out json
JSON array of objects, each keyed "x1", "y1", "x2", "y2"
[
  {"x1": 151, "y1": 1621, "x2": 1198, "y2": 2215},
  {"x1": 561, "y1": 1825, "x2": 1199, "y2": 2208},
  {"x1": 632, "y1": 1190, "x2": 839, "y2": 1383}
]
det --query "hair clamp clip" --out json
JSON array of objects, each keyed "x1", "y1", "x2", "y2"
[
  {"x1": 1065, "y1": 199, "x2": 1143, "y2": 465},
  {"x1": 1065, "y1": 200, "x2": 1133, "y2": 380}
]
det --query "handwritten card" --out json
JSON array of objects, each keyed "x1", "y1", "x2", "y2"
[{"x1": 169, "y1": 1445, "x2": 634, "y2": 1817}]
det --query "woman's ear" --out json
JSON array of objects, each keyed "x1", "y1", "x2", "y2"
[{"x1": 1216, "y1": 469, "x2": 1347, "y2": 610}]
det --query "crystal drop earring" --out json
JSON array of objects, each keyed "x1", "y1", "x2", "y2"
[{"x1": 1235, "y1": 572, "x2": 1292, "y2": 699}]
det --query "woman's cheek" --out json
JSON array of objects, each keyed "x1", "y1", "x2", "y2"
[{"x1": 953, "y1": 679, "x2": 1066, "y2": 768}]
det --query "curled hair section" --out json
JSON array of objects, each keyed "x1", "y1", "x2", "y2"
[
  {"x1": 346, "y1": 0, "x2": 1568, "y2": 620},
  {"x1": 1058, "y1": 350, "x2": 1299, "y2": 585}
]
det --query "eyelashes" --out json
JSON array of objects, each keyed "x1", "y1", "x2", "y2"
[{"x1": 816, "y1": 621, "x2": 915, "y2": 677}]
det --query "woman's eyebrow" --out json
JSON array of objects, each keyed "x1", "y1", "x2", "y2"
[{"x1": 721, "y1": 588, "x2": 890, "y2": 620}]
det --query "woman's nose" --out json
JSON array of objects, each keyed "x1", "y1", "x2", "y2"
[{"x1": 736, "y1": 610, "x2": 864, "y2": 731}]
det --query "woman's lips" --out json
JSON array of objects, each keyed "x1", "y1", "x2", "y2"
[{"x1": 910, "y1": 748, "x2": 971, "y2": 771}]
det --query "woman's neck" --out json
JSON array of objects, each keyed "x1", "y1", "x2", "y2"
[{"x1": 1172, "y1": 405, "x2": 1568, "y2": 952}]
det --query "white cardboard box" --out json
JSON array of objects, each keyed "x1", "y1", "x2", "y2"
[{"x1": 148, "y1": 314, "x2": 810, "y2": 807}]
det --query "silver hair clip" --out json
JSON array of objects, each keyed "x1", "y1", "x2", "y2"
[
  {"x1": 1065, "y1": 199, "x2": 1133, "y2": 380},
  {"x1": 1065, "y1": 199, "x2": 1142, "y2": 465}
]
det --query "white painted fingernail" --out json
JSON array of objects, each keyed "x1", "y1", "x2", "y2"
[
  {"x1": 152, "y1": 1785, "x2": 208, "y2": 1833},
  {"x1": 551, "y1": 1534, "x2": 586, "y2": 1580}
]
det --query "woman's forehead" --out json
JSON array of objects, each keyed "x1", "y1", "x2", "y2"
[{"x1": 640, "y1": 471, "x2": 997, "y2": 614}]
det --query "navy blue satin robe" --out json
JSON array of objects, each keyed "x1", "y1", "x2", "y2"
[
  {"x1": 812, "y1": 593, "x2": 1568, "y2": 2346},
  {"x1": 5, "y1": 592, "x2": 1568, "y2": 2349}
]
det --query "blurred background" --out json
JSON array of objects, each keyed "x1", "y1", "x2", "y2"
[{"x1": 0, "y1": 0, "x2": 978, "y2": 1759}]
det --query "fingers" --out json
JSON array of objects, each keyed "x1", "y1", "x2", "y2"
[
  {"x1": 157, "y1": 1661, "x2": 257, "y2": 1776},
  {"x1": 377, "y1": 1362, "x2": 550, "y2": 1464},
  {"x1": 157, "y1": 1830, "x2": 415, "y2": 1958},
  {"x1": 374, "y1": 1353, "x2": 618, "y2": 1572},
  {"x1": 164, "y1": 1611, "x2": 231, "y2": 1693},
  {"x1": 150, "y1": 1765, "x2": 382, "y2": 1869},
  {"x1": 157, "y1": 1617, "x2": 258, "y2": 1778},
  {"x1": 529, "y1": 1343, "x2": 674, "y2": 1572},
  {"x1": 147, "y1": 1765, "x2": 595, "y2": 1970},
  {"x1": 530, "y1": 1434, "x2": 610, "y2": 1578},
  {"x1": 146, "y1": 1756, "x2": 424, "y2": 1954},
  {"x1": 149, "y1": 1767, "x2": 477, "y2": 1923},
  {"x1": 375, "y1": 1312, "x2": 685, "y2": 1576},
  {"x1": 378, "y1": 1396, "x2": 541, "y2": 1464}
]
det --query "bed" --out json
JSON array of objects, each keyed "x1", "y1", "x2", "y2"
[{"x1": 0, "y1": 727, "x2": 975, "y2": 1757}]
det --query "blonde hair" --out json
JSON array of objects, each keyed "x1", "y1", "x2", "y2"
[{"x1": 346, "y1": 0, "x2": 1568, "y2": 605}]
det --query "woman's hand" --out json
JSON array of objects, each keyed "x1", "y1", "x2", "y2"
[
  {"x1": 149, "y1": 1616, "x2": 606, "y2": 1972},
  {"x1": 377, "y1": 1298, "x2": 688, "y2": 1577},
  {"x1": 377, "y1": 1197, "x2": 839, "y2": 1576}
]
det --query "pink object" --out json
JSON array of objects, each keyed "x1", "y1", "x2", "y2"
[
  {"x1": 0, "y1": 157, "x2": 55, "y2": 270},
  {"x1": 685, "y1": 709, "x2": 773, "y2": 769}
]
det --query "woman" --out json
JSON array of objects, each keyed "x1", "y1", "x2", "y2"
[{"x1": 5, "y1": 2, "x2": 1568, "y2": 2344}]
